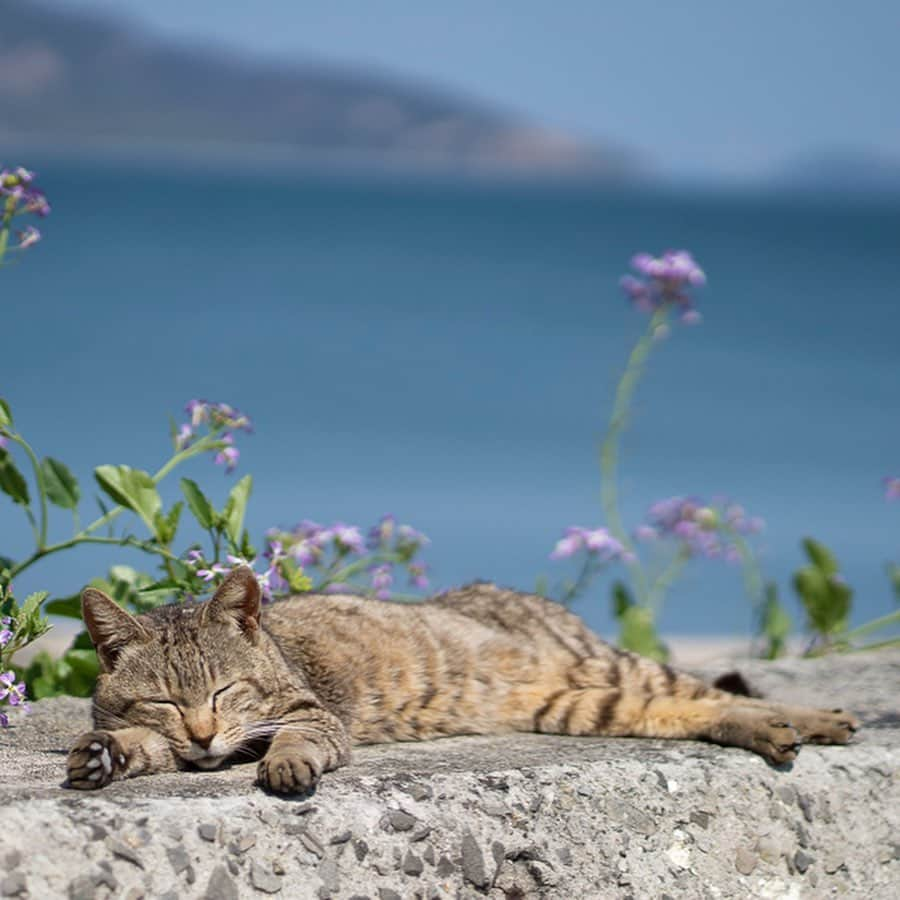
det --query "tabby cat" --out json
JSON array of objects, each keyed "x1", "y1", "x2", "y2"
[{"x1": 67, "y1": 567, "x2": 858, "y2": 793}]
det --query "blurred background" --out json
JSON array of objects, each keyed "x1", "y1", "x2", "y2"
[{"x1": 2, "y1": 0, "x2": 899, "y2": 642}]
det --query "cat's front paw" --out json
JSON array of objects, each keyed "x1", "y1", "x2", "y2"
[
  {"x1": 257, "y1": 749, "x2": 321, "y2": 794},
  {"x1": 67, "y1": 731, "x2": 125, "y2": 790}
]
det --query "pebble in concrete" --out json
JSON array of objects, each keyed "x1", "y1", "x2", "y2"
[
  {"x1": 0, "y1": 873, "x2": 27, "y2": 898},
  {"x1": 250, "y1": 861, "x2": 283, "y2": 894},
  {"x1": 460, "y1": 831, "x2": 488, "y2": 888},
  {"x1": 204, "y1": 865, "x2": 239, "y2": 900},
  {"x1": 734, "y1": 848, "x2": 757, "y2": 876},
  {"x1": 385, "y1": 810, "x2": 416, "y2": 832}
]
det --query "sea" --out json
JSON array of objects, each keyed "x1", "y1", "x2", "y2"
[{"x1": 2, "y1": 159, "x2": 899, "y2": 641}]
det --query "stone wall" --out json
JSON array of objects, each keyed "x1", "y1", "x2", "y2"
[{"x1": 1, "y1": 651, "x2": 898, "y2": 899}]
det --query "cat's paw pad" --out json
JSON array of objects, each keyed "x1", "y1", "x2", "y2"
[
  {"x1": 67, "y1": 731, "x2": 125, "y2": 790},
  {"x1": 257, "y1": 751, "x2": 321, "y2": 794}
]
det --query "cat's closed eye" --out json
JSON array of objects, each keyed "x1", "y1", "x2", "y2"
[
  {"x1": 142, "y1": 699, "x2": 182, "y2": 713},
  {"x1": 211, "y1": 683, "x2": 238, "y2": 710}
]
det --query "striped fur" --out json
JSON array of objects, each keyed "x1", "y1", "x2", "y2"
[{"x1": 67, "y1": 568, "x2": 858, "y2": 793}]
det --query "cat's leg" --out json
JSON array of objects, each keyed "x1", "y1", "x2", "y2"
[
  {"x1": 67, "y1": 727, "x2": 178, "y2": 789},
  {"x1": 531, "y1": 654, "x2": 856, "y2": 765},
  {"x1": 256, "y1": 705, "x2": 351, "y2": 794},
  {"x1": 713, "y1": 697, "x2": 859, "y2": 745}
]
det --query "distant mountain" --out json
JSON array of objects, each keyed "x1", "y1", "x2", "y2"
[
  {"x1": 774, "y1": 150, "x2": 900, "y2": 194},
  {"x1": 0, "y1": 0, "x2": 631, "y2": 178}
]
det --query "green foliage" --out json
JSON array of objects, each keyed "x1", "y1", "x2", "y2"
[
  {"x1": 793, "y1": 538, "x2": 852, "y2": 647},
  {"x1": 0, "y1": 448, "x2": 30, "y2": 506},
  {"x1": 40, "y1": 457, "x2": 80, "y2": 509},
  {"x1": 223, "y1": 474, "x2": 252, "y2": 546},
  {"x1": 180, "y1": 478, "x2": 214, "y2": 529},
  {"x1": 94, "y1": 464, "x2": 162, "y2": 534},
  {"x1": 759, "y1": 581, "x2": 791, "y2": 659},
  {"x1": 25, "y1": 631, "x2": 99, "y2": 699},
  {"x1": 610, "y1": 580, "x2": 668, "y2": 661}
]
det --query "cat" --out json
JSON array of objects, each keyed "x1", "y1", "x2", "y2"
[{"x1": 67, "y1": 566, "x2": 858, "y2": 793}]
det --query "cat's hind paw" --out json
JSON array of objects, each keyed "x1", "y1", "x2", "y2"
[
  {"x1": 67, "y1": 731, "x2": 125, "y2": 790},
  {"x1": 257, "y1": 750, "x2": 321, "y2": 795}
]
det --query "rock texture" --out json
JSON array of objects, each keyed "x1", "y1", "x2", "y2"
[{"x1": 1, "y1": 651, "x2": 898, "y2": 899}]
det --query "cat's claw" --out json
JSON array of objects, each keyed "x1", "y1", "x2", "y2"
[
  {"x1": 257, "y1": 751, "x2": 320, "y2": 795},
  {"x1": 67, "y1": 731, "x2": 124, "y2": 790}
]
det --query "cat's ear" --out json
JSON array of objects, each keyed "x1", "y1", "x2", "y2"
[
  {"x1": 203, "y1": 566, "x2": 261, "y2": 637},
  {"x1": 82, "y1": 588, "x2": 150, "y2": 672}
]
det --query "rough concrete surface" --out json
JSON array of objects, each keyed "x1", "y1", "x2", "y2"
[{"x1": 1, "y1": 651, "x2": 898, "y2": 899}]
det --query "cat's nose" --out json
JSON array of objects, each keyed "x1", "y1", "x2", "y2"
[{"x1": 191, "y1": 733, "x2": 215, "y2": 750}]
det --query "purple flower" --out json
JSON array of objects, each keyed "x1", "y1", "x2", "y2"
[
  {"x1": 397, "y1": 524, "x2": 430, "y2": 548},
  {"x1": 550, "y1": 526, "x2": 629, "y2": 563},
  {"x1": 332, "y1": 523, "x2": 365, "y2": 554},
  {"x1": 620, "y1": 250, "x2": 706, "y2": 322},
  {"x1": 0, "y1": 628, "x2": 12, "y2": 649},
  {"x1": 175, "y1": 423, "x2": 194, "y2": 451},
  {"x1": 369, "y1": 563, "x2": 393, "y2": 600},
  {"x1": 884, "y1": 477, "x2": 900, "y2": 501},
  {"x1": 367, "y1": 514, "x2": 396, "y2": 550},
  {"x1": 642, "y1": 495, "x2": 762, "y2": 561},
  {"x1": 0, "y1": 434, "x2": 7, "y2": 450},
  {"x1": 290, "y1": 540, "x2": 318, "y2": 567},
  {"x1": 16, "y1": 225, "x2": 40, "y2": 249},
  {"x1": 408, "y1": 562, "x2": 430, "y2": 590},
  {"x1": 214, "y1": 434, "x2": 240, "y2": 473},
  {"x1": 0, "y1": 670, "x2": 28, "y2": 720}
]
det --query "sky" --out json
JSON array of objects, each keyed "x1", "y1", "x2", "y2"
[{"x1": 50, "y1": 0, "x2": 900, "y2": 180}]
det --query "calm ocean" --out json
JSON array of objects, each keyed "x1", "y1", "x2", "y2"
[{"x1": 3, "y1": 160, "x2": 899, "y2": 638}]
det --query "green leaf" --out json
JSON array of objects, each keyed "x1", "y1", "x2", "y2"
[
  {"x1": 20, "y1": 590, "x2": 48, "y2": 622},
  {"x1": 44, "y1": 594, "x2": 84, "y2": 619},
  {"x1": 153, "y1": 501, "x2": 183, "y2": 545},
  {"x1": 41, "y1": 457, "x2": 81, "y2": 509},
  {"x1": 94, "y1": 465, "x2": 161, "y2": 533},
  {"x1": 0, "y1": 449, "x2": 30, "y2": 506},
  {"x1": 611, "y1": 580, "x2": 633, "y2": 618},
  {"x1": 803, "y1": 538, "x2": 839, "y2": 576},
  {"x1": 760, "y1": 582, "x2": 791, "y2": 660},
  {"x1": 618, "y1": 605, "x2": 668, "y2": 661},
  {"x1": 0, "y1": 398, "x2": 12, "y2": 427},
  {"x1": 223, "y1": 474, "x2": 252, "y2": 546},
  {"x1": 180, "y1": 478, "x2": 215, "y2": 530}
]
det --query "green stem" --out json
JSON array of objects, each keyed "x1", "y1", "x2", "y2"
[
  {"x1": 559, "y1": 555, "x2": 599, "y2": 606},
  {"x1": 79, "y1": 435, "x2": 218, "y2": 539},
  {"x1": 7, "y1": 433, "x2": 49, "y2": 548},
  {"x1": 842, "y1": 609, "x2": 900, "y2": 643},
  {"x1": 317, "y1": 552, "x2": 405, "y2": 591},
  {"x1": 722, "y1": 527, "x2": 767, "y2": 655},
  {"x1": 646, "y1": 548, "x2": 690, "y2": 616},
  {"x1": 11, "y1": 535, "x2": 180, "y2": 577},
  {"x1": 7, "y1": 432, "x2": 222, "y2": 581},
  {"x1": 599, "y1": 307, "x2": 668, "y2": 604}
]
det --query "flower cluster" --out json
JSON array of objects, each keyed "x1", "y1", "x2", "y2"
[
  {"x1": 269, "y1": 514, "x2": 431, "y2": 599},
  {"x1": 0, "y1": 669, "x2": 29, "y2": 727},
  {"x1": 0, "y1": 615, "x2": 12, "y2": 649},
  {"x1": 175, "y1": 399, "x2": 253, "y2": 473},
  {"x1": 620, "y1": 250, "x2": 705, "y2": 323},
  {"x1": 1, "y1": 166, "x2": 51, "y2": 254},
  {"x1": 185, "y1": 547, "x2": 296, "y2": 603},
  {"x1": 638, "y1": 496, "x2": 763, "y2": 561},
  {"x1": 883, "y1": 477, "x2": 900, "y2": 501},
  {"x1": 550, "y1": 526, "x2": 633, "y2": 563}
]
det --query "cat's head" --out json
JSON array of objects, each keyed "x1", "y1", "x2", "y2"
[{"x1": 82, "y1": 566, "x2": 281, "y2": 770}]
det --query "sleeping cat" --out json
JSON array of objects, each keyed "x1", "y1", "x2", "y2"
[{"x1": 67, "y1": 566, "x2": 858, "y2": 793}]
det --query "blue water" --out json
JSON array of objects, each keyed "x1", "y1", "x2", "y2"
[{"x1": 3, "y1": 161, "x2": 900, "y2": 638}]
